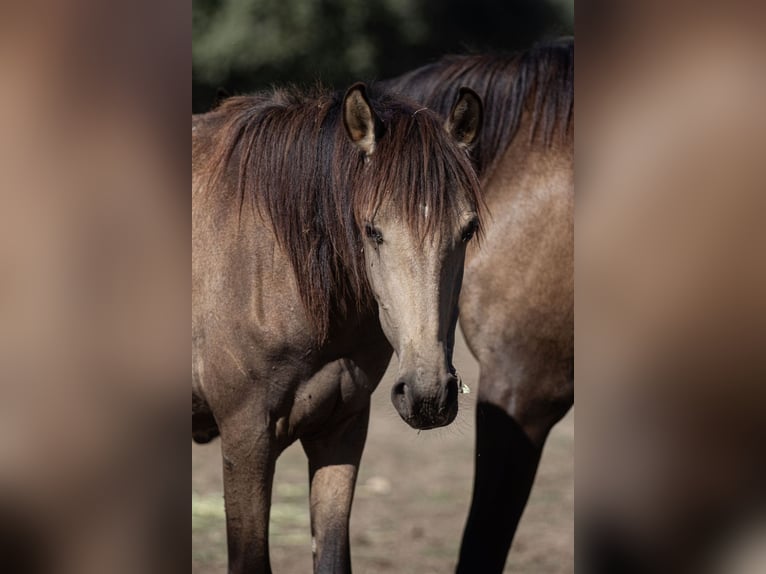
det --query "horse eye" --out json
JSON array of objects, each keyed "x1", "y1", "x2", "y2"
[
  {"x1": 365, "y1": 223, "x2": 383, "y2": 245},
  {"x1": 462, "y1": 220, "x2": 478, "y2": 242}
]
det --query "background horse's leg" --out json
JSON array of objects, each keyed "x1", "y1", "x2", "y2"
[
  {"x1": 456, "y1": 361, "x2": 572, "y2": 574},
  {"x1": 219, "y1": 407, "x2": 277, "y2": 574},
  {"x1": 455, "y1": 393, "x2": 542, "y2": 573},
  {"x1": 301, "y1": 402, "x2": 370, "y2": 574}
]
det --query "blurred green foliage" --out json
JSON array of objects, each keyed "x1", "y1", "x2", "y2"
[{"x1": 193, "y1": 0, "x2": 573, "y2": 112}]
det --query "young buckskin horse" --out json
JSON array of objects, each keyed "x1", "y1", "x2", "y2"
[
  {"x1": 383, "y1": 38, "x2": 574, "y2": 572},
  {"x1": 192, "y1": 83, "x2": 483, "y2": 572}
]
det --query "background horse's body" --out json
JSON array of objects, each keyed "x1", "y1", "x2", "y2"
[
  {"x1": 383, "y1": 38, "x2": 574, "y2": 572},
  {"x1": 192, "y1": 85, "x2": 482, "y2": 573}
]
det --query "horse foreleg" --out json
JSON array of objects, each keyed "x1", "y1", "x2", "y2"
[
  {"x1": 456, "y1": 363, "x2": 572, "y2": 574},
  {"x1": 300, "y1": 403, "x2": 370, "y2": 574},
  {"x1": 455, "y1": 398, "x2": 543, "y2": 573},
  {"x1": 219, "y1": 410, "x2": 277, "y2": 574}
]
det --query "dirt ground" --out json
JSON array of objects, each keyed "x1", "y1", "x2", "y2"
[{"x1": 192, "y1": 329, "x2": 574, "y2": 573}]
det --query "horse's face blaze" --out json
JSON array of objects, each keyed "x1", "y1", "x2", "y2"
[
  {"x1": 343, "y1": 83, "x2": 483, "y2": 430},
  {"x1": 362, "y1": 202, "x2": 478, "y2": 430}
]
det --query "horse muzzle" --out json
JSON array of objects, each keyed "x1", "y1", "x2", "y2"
[{"x1": 391, "y1": 371, "x2": 459, "y2": 429}]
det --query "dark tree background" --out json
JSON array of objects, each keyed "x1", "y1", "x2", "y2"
[{"x1": 193, "y1": 0, "x2": 573, "y2": 113}]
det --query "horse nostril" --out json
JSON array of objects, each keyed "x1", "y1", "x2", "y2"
[{"x1": 393, "y1": 379, "x2": 408, "y2": 398}]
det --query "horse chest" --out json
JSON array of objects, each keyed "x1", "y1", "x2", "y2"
[{"x1": 274, "y1": 359, "x2": 373, "y2": 447}]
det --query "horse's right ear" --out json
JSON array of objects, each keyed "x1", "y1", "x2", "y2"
[
  {"x1": 343, "y1": 83, "x2": 381, "y2": 156},
  {"x1": 445, "y1": 87, "x2": 483, "y2": 148}
]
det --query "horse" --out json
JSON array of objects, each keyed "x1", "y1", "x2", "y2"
[
  {"x1": 381, "y1": 38, "x2": 574, "y2": 572},
  {"x1": 192, "y1": 83, "x2": 483, "y2": 573}
]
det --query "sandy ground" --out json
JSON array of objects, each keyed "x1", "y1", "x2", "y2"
[{"x1": 192, "y1": 329, "x2": 574, "y2": 573}]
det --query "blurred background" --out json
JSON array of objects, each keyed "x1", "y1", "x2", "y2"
[
  {"x1": 192, "y1": 0, "x2": 573, "y2": 112},
  {"x1": 192, "y1": 1, "x2": 574, "y2": 572}
]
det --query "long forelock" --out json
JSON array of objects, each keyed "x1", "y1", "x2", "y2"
[
  {"x1": 202, "y1": 87, "x2": 483, "y2": 342},
  {"x1": 353, "y1": 100, "x2": 483, "y2": 243}
]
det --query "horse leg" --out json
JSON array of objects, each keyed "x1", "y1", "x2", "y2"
[
  {"x1": 219, "y1": 407, "x2": 277, "y2": 574},
  {"x1": 456, "y1": 393, "x2": 542, "y2": 572},
  {"x1": 300, "y1": 403, "x2": 370, "y2": 574},
  {"x1": 456, "y1": 362, "x2": 572, "y2": 574}
]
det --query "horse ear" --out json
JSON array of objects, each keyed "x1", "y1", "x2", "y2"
[
  {"x1": 343, "y1": 82, "x2": 381, "y2": 156},
  {"x1": 445, "y1": 87, "x2": 483, "y2": 148}
]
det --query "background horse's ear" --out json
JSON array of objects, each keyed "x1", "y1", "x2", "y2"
[
  {"x1": 343, "y1": 83, "x2": 381, "y2": 156},
  {"x1": 445, "y1": 87, "x2": 483, "y2": 148}
]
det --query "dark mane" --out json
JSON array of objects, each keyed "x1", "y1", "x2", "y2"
[
  {"x1": 200, "y1": 86, "x2": 481, "y2": 341},
  {"x1": 381, "y1": 38, "x2": 574, "y2": 182}
]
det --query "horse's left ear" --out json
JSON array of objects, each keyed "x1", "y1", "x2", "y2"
[
  {"x1": 445, "y1": 87, "x2": 483, "y2": 148},
  {"x1": 343, "y1": 82, "x2": 382, "y2": 156}
]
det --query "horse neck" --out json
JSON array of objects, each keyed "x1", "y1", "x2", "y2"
[
  {"x1": 468, "y1": 119, "x2": 573, "y2": 278},
  {"x1": 482, "y1": 127, "x2": 573, "y2": 209}
]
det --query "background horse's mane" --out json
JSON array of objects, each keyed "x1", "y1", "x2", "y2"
[
  {"x1": 381, "y1": 37, "x2": 574, "y2": 182},
  {"x1": 199, "y1": 86, "x2": 481, "y2": 341}
]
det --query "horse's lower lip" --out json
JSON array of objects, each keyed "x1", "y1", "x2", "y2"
[
  {"x1": 413, "y1": 423, "x2": 440, "y2": 430},
  {"x1": 403, "y1": 406, "x2": 458, "y2": 430},
  {"x1": 406, "y1": 418, "x2": 441, "y2": 430}
]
